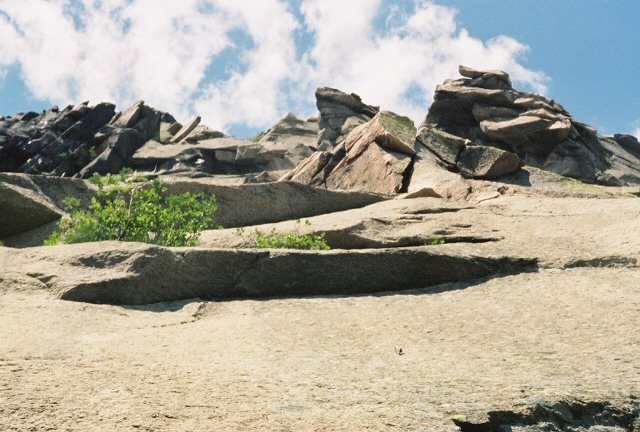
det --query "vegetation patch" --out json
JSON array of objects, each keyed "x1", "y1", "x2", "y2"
[
  {"x1": 254, "y1": 220, "x2": 330, "y2": 250},
  {"x1": 45, "y1": 171, "x2": 218, "y2": 247}
]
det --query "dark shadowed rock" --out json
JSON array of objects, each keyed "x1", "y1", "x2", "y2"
[{"x1": 457, "y1": 145, "x2": 522, "y2": 179}]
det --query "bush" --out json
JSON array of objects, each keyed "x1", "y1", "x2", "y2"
[
  {"x1": 45, "y1": 172, "x2": 218, "y2": 247},
  {"x1": 255, "y1": 220, "x2": 330, "y2": 250}
]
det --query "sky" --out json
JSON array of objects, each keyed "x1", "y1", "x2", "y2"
[{"x1": 0, "y1": 0, "x2": 638, "y2": 140}]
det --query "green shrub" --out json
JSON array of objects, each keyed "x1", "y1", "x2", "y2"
[
  {"x1": 425, "y1": 237, "x2": 445, "y2": 246},
  {"x1": 45, "y1": 173, "x2": 218, "y2": 247},
  {"x1": 255, "y1": 219, "x2": 330, "y2": 250}
]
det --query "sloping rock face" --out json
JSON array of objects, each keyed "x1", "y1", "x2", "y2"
[
  {"x1": 316, "y1": 87, "x2": 379, "y2": 149},
  {"x1": 0, "y1": 241, "x2": 534, "y2": 304},
  {"x1": 420, "y1": 65, "x2": 640, "y2": 185},
  {"x1": 284, "y1": 111, "x2": 417, "y2": 195},
  {"x1": 161, "y1": 178, "x2": 386, "y2": 228}
]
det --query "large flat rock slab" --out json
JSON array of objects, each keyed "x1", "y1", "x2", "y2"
[
  {"x1": 1, "y1": 268, "x2": 638, "y2": 430},
  {"x1": 0, "y1": 242, "x2": 534, "y2": 304}
]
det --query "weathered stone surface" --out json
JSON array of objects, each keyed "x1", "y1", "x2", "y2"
[
  {"x1": 457, "y1": 145, "x2": 522, "y2": 179},
  {"x1": 416, "y1": 125, "x2": 469, "y2": 165},
  {"x1": 287, "y1": 111, "x2": 417, "y2": 195},
  {"x1": 112, "y1": 101, "x2": 144, "y2": 128},
  {"x1": 327, "y1": 143, "x2": 412, "y2": 194},
  {"x1": 78, "y1": 128, "x2": 146, "y2": 177},
  {"x1": 459, "y1": 65, "x2": 511, "y2": 85},
  {"x1": 162, "y1": 178, "x2": 386, "y2": 228},
  {"x1": 281, "y1": 151, "x2": 332, "y2": 185},
  {"x1": 316, "y1": 87, "x2": 379, "y2": 148},
  {"x1": 182, "y1": 125, "x2": 225, "y2": 143},
  {"x1": 158, "y1": 121, "x2": 181, "y2": 143}
]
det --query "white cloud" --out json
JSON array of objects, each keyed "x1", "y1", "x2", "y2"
[
  {"x1": 298, "y1": 0, "x2": 548, "y2": 123},
  {"x1": 0, "y1": 0, "x2": 548, "y2": 133}
]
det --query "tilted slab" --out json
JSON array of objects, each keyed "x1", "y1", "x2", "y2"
[
  {"x1": 0, "y1": 242, "x2": 536, "y2": 305},
  {"x1": 162, "y1": 178, "x2": 387, "y2": 228}
]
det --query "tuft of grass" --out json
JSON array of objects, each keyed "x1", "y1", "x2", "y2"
[
  {"x1": 425, "y1": 237, "x2": 445, "y2": 246},
  {"x1": 255, "y1": 219, "x2": 330, "y2": 250}
]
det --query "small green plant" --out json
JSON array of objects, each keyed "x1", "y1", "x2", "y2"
[
  {"x1": 255, "y1": 219, "x2": 330, "y2": 250},
  {"x1": 45, "y1": 173, "x2": 218, "y2": 247},
  {"x1": 425, "y1": 237, "x2": 445, "y2": 246},
  {"x1": 89, "y1": 147, "x2": 98, "y2": 159},
  {"x1": 58, "y1": 150, "x2": 70, "y2": 159}
]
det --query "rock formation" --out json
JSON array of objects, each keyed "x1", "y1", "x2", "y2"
[
  {"x1": 283, "y1": 111, "x2": 417, "y2": 195},
  {"x1": 1, "y1": 65, "x2": 640, "y2": 432},
  {"x1": 419, "y1": 65, "x2": 640, "y2": 185},
  {"x1": 315, "y1": 87, "x2": 379, "y2": 149}
]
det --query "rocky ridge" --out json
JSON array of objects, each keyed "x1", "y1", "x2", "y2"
[
  {"x1": 2, "y1": 67, "x2": 639, "y2": 191},
  {"x1": 1, "y1": 65, "x2": 639, "y2": 431}
]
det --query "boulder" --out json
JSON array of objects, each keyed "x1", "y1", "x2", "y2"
[
  {"x1": 0, "y1": 173, "x2": 93, "y2": 239},
  {"x1": 112, "y1": 101, "x2": 144, "y2": 128},
  {"x1": 78, "y1": 128, "x2": 146, "y2": 177},
  {"x1": 416, "y1": 125, "x2": 469, "y2": 165},
  {"x1": 287, "y1": 111, "x2": 417, "y2": 195},
  {"x1": 459, "y1": 65, "x2": 511, "y2": 85},
  {"x1": 159, "y1": 121, "x2": 182, "y2": 143},
  {"x1": 457, "y1": 145, "x2": 522, "y2": 179},
  {"x1": 182, "y1": 125, "x2": 225, "y2": 143},
  {"x1": 162, "y1": 178, "x2": 386, "y2": 228},
  {"x1": 281, "y1": 151, "x2": 332, "y2": 185},
  {"x1": 315, "y1": 87, "x2": 379, "y2": 148},
  {"x1": 326, "y1": 143, "x2": 412, "y2": 194}
]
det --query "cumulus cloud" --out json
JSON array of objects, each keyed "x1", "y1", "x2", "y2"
[{"x1": 0, "y1": 0, "x2": 547, "y2": 133}]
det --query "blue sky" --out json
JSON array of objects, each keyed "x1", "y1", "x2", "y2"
[{"x1": 0, "y1": 0, "x2": 638, "y2": 139}]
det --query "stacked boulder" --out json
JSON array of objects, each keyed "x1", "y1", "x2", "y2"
[
  {"x1": 419, "y1": 65, "x2": 640, "y2": 185},
  {"x1": 283, "y1": 111, "x2": 417, "y2": 195},
  {"x1": 316, "y1": 87, "x2": 379, "y2": 149}
]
